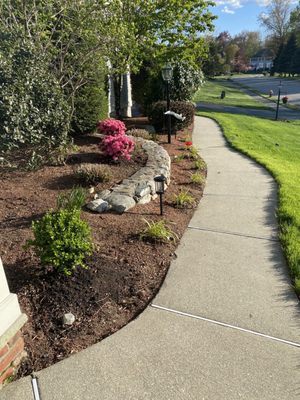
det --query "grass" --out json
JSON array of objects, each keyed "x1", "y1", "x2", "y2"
[
  {"x1": 199, "y1": 110, "x2": 300, "y2": 294},
  {"x1": 194, "y1": 79, "x2": 272, "y2": 110},
  {"x1": 193, "y1": 159, "x2": 206, "y2": 170},
  {"x1": 190, "y1": 172, "x2": 205, "y2": 185},
  {"x1": 140, "y1": 219, "x2": 178, "y2": 243},
  {"x1": 173, "y1": 190, "x2": 195, "y2": 208}
]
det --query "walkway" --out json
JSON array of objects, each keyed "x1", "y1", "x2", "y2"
[{"x1": 2, "y1": 117, "x2": 300, "y2": 400}]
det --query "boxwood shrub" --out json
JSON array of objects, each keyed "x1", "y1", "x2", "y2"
[
  {"x1": 27, "y1": 208, "x2": 93, "y2": 276},
  {"x1": 147, "y1": 101, "x2": 195, "y2": 133}
]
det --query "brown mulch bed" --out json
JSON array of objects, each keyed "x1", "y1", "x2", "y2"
[{"x1": 0, "y1": 122, "x2": 206, "y2": 378}]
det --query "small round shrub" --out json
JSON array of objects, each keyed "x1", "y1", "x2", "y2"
[
  {"x1": 26, "y1": 208, "x2": 93, "y2": 276},
  {"x1": 127, "y1": 128, "x2": 152, "y2": 140},
  {"x1": 97, "y1": 118, "x2": 126, "y2": 136},
  {"x1": 148, "y1": 101, "x2": 195, "y2": 133},
  {"x1": 101, "y1": 134, "x2": 135, "y2": 161},
  {"x1": 75, "y1": 163, "x2": 112, "y2": 185}
]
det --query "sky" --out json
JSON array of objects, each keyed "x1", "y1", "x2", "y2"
[{"x1": 210, "y1": 0, "x2": 271, "y2": 37}]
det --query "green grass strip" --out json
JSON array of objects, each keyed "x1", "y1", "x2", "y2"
[
  {"x1": 194, "y1": 79, "x2": 272, "y2": 111},
  {"x1": 198, "y1": 111, "x2": 300, "y2": 295}
]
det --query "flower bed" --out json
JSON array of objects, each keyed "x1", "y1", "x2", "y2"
[{"x1": 0, "y1": 123, "x2": 206, "y2": 379}]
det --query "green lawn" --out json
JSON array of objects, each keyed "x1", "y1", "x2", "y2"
[
  {"x1": 199, "y1": 111, "x2": 300, "y2": 294},
  {"x1": 194, "y1": 79, "x2": 272, "y2": 110}
]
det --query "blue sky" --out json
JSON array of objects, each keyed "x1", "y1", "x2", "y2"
[{"x1": 210, "y1": 0, "x2": 270, "y2": 37}]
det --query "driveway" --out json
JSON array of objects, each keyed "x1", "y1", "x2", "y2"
[{"x1": 231, "y1": 75, "x2": 300, "y2": 107}]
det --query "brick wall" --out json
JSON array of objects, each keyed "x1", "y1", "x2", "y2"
[{"x1": 0, "y1": 331, "x2": 26, "y2": 387}]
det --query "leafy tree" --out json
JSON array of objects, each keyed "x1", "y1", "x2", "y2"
[
  {"x1": 202, "y1": 38, "x2": 226, "y2": 77},
  {"x1": 106, "y1": 1, "x2": 216, "y2": 115},
  {"x1": 258, "y1": 0, "x2": 292, "y2": 52},
  {"x1": 232, "y1": 31, "x2": 262, "y2": 61}
]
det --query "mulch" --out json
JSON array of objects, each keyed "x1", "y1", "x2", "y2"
[{"x1": 0, "y1": 120, "x2": 206, "y2": 378}]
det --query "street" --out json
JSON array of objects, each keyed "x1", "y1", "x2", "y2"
[{"x1": 231, "y1": 75, "x2": 300, "y2": 107}]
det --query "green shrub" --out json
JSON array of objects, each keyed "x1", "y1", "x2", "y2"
[
  {"x1": 131, "y1": 63, "x2": 164, "y2": 112},
  {"x1": 173, "y1": 190, "x2": 195, "y2": 208},
  {"x1": 56, "y1": 187, "x2": 87, "y2": 211},
  {"x1": 71, "y1": 73, "x2": 108, "y2": 135},
  {"x1": 148, "y1": 100, "x2": 195, "y2": 133},
  {"x1": 0, "y1": 39, "x2": 70, "y2": 155},
  {"x1": 26, "y1": 208, "x2": 93, "y2": 276},
  {"x1": 75, "y1": 164, "x2": 112, "y2": 185},
  {"x1": 140, "y1": 219, "x2": 178, "y2": 243},
  {"x1": 131, "y1": 60, "x2": 204, "y2": 112},
  {"x1": 170, "y1": 61, "x2": 204, "y2": 101}
]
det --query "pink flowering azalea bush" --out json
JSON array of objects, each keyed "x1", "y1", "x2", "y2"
[
  {"x1": 97, "y1": 118, "x2": 126, "y2": 136},
  {"x1": 101, "y1": 134, "x2": 135, "y2": 161}
]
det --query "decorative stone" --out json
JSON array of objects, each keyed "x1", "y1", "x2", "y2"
[
  {"x1": 113, "y1": 183, "x2": 136, "y2": 197},
  {"x1": 86, "y1": 199, "x2": 110, "y2": 213},
  {"x1": 136, "y1": 194, "x2": 152, "y2": 204},
  {"x1": 106, "y1": 193, "x2": 136, "y2": 214},
  {"x1": 97, "y1": 189, "x2": 111, "y2": 200},
  {"x1": 85, "y1": 135, "x2": 171, "y2": 213},
  {"x1": 135, "y1": 183, "x2": 151, "y2": 198},
  {"x1": 63, "y1": 313, "x2": 75, "y2": 326}
]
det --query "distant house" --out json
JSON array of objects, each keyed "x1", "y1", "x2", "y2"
[{"x1": 250, "y1": 49, "x2": 274, "y2": 71}]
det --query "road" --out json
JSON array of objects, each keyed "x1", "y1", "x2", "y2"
[
  {"x1": 231, "y1": 75, "x2": 300, "y2": 107},
  {"x1": 197, "y1": 100, "x2": 300, "y2": 120}
]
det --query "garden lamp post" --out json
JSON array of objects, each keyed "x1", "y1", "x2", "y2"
[
  {"x1": 275, "y1": 81, "x2": 282, "y2": 121},
  {"x1": 162, "y1": 63, "x2": 173, "y2": 144},
  {"x1": 154, "y1": 175, "x2": 166, "y2": 216}
]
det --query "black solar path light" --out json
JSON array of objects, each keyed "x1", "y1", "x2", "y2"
[{"x1": 154, "y1": 175, "x2": 166, "y2": 216}]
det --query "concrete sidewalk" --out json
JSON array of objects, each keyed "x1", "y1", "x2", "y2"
[{"x1": 2, "y1": 116, "x2": 300, "y2": 400}]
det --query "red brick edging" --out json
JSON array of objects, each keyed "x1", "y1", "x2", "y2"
[{"x1": 0, "y1": 331, "x2": 25, "y2": 386}]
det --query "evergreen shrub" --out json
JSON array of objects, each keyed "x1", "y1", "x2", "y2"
[{"x1": 148, "y1": 101, "x2": 195, "y2": 132}]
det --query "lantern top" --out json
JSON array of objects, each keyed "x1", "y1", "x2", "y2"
[
  {"x1": 154, "y1": 174, "x2": 166, "y2": 183},
  {"x1": 161, "y1": 63, "x2": 173, "y2": 82}
]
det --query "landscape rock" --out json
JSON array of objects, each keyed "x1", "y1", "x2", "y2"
[
  {"x1": 136, "y1": 193, "x2": 152, "y2": 204},
  {"x1": 106, "y1": 193, "x2": 136, "y2": 214},
  {"x1": 63, "y1": 313, "x2": 75, "y2": 326},
  {"x1": 86, "y1": 199, "x2": 110, "y2": 213}
]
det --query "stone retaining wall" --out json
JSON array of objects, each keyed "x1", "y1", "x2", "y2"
[{"x1": 87, "y1": 136, "x2": 171, "y2": 214}]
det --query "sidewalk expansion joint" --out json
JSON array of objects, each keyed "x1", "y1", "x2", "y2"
[
  {"x1": 187, "y1": 225, "x2": 279, "y2": 242},
  {"x1": 204, "y1": 193, "x2": 273, "y2": 200},
  {"x1": 150, "y1": 304, "x2": 300, "y2": 349}
]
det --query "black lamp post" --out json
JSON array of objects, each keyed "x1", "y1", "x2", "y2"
[
  {"x1": 162, "y1": 63, "x2": 173, "y2": 144},
  {"x1": 154, "y1": 175, "x2": 166, "y2": 216},
  {"x1": 275, "y1": 80, "x2": 282, "y2": 121}
]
